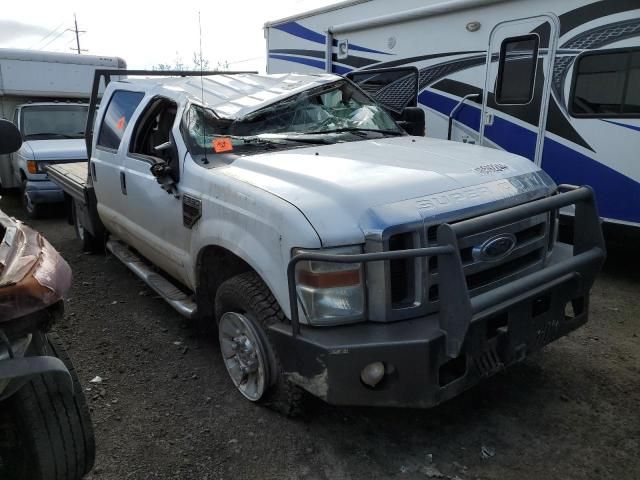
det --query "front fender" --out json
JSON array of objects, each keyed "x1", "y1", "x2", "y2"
[
  {"x1": 189, "y1": 186, "x2": 321, "y2": 319},
  {"x1": 13, "y1": 148, "x2": 30, "y2": 181}
]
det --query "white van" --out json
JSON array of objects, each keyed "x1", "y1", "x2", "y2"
[{"x1": 0, "y1": 48, "x2": 125, "y2": 216}]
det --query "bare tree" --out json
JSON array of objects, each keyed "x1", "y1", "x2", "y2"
[
  {"x1": 214, "y1": 60, "x2": 230, "y2": 71},
  {"x1": 152, "y1": 51, "x2": 199, "y2": 71},
  {"x1": 192, "y1": 51, "x2": 210, "y2": 71},
  {"x1": 152, "y1": 52, "x2": 232, "y2": 72}
]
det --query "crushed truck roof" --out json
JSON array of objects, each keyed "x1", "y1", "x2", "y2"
[{"x1": 113, "y1": 73, "x2": 342, "y2": 119}]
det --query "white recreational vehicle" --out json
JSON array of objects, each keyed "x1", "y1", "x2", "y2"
[
  {"x1": 265, "y1": 0, "x2": 640, "y2": 229},
  {"x1": 0, "y1": 49, "x2": 124, "y2": 215}
]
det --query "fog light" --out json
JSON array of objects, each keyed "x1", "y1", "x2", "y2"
[{"x1": 360, "y1": 361, "x2": 385, "y2": 387}]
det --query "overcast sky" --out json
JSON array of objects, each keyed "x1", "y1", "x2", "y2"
[{"x1": 0, "y1": 0, "x2": 339, "y2": 72}]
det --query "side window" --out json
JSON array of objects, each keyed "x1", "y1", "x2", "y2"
[
  {"x1": 495, "y1": 34, "x2": 539, "y2": 105},
  {"x1": 97, "y1": 90, "x2": 145, "y2": 150},
  {"x1": 130, "y1": 97, "x2": 177, "y2": 157},
  {"x1": 571, "y1": 48, "x2": 640, "y2": 117},
  {"x1": 130, "y1": 97, "x2": 180, "y2": 179},
  {"x1": 12, "y1": 109, "x2": 18, "y2": 128}
]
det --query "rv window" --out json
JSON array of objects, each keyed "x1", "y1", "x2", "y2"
[
  {"x1": 97, "y1": 90, "x2": 145, "y2": 150},
  {"x1": 495, "y1": 34, "x2": 539, "y2": 105},
  {"x1": 570, "y1": 48, "x2": 640, "y2": 117},
  {"x1": 624, "y1": 52, "x2": 640, "y2": 114}
]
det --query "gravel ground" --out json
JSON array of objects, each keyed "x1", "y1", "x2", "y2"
[{"x1": 1, "y1": 191, "x2": 638, "y2": 480}]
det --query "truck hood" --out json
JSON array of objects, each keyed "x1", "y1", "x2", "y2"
[
  {"x1": 23, "y1": 139, "x2": 87, "y2": 161},
  {"x1": 224, "y1": 136, "x2": 555, "y2": 246}
]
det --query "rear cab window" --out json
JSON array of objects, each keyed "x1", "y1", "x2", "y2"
[{"x1": 97, "y1": 90, "x2": 145, "y2": 150}]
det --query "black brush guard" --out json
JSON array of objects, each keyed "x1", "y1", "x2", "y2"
[{"x1": 274, "y1": 186, "x2": 605, "y2": 406}]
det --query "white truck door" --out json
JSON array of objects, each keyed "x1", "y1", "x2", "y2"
[
  {"x1": 479, "y1": 14, "x2": 560, "y2": 166},
  {"x1": 92, "y1": 89, "x2": 145, "y2": 239},
  {"x1": 122, "y1": 97, "x2": 190, "y2": 285}
]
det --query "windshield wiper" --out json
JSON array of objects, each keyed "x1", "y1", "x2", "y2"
[
  {"x1": 209, "y1": 134, "x2": 332, "y2": 147},
  {"x1": 253, "y1": 134, "x2": 333, "y2": 145},
  {"x1": 301, "y1": 127, "x2": 404, "y2": 137},
  {"x1": 25, "y1": 132, "x2": 78, "y2": 139}
]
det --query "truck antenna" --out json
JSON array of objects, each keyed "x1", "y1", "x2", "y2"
[{"x1": 198, "y1": 11, "x2": 209, "y2": 165}]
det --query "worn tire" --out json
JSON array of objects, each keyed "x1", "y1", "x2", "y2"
[
  {"x1": 0, "y1": 332, "x2": 96, "y2": 480},
  {"x1": 215, "y1": 272, "x2": 303, "y2": 416},
  {"x1": 21, "y1": 179, "x2": 42, "y2": 219},
  {"x1": 71, "y1": 200, "x2": 101, "y2": 253}
]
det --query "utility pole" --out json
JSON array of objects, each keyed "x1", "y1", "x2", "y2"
[{"x1": 70, "y1": 14, "x2": 87, "y2": 54}]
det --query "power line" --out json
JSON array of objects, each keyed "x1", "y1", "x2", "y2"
[
  {"x1": 28, "y1": 21, "x2": 65, "y2": 49},
  {"x1": 40, "y1": 29, "x2": 70, "y2": 50},
  {"x1": 34, "y1": 14, "x2": 87, "y2": 53},
  {"x1": 227, "y1": 56, "x2": 262, "y2": 65}
]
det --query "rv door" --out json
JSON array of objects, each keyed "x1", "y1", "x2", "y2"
[{"x1": 479, "y1": 15, "x2": 559, "y2": 166}]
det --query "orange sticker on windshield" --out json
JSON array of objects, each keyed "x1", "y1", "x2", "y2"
[
  {"x1": 116, "y1": 116, "x2": 126, "y2": 130},
  {"x1": 212, "y1": 137, "x2": 233, "y2": 153}
]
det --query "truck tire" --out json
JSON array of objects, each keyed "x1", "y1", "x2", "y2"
[
  {"x1": 71, "y1": 200, "x2": 101, "y2": 253},
  {"x1": 21, "y1": 179, "x2": 42, "y2": 219},
  {"x1": 0, "y1": 332, "x2": 96, "y2": 480},
  {"x1": 215, "y1": 272, "x2": 303, "y2": 416}
]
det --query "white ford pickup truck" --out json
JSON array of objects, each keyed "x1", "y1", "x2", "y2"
[{"x1": 48, "y1": 70, "x2": 605, "y2": 414}]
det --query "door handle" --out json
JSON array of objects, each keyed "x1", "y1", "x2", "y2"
[{"x1": 120, "y1": 171, "x2": 127, "y2": 195}]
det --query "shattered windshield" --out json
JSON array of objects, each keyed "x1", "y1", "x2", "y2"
[{"x1": 182, "y1": 80, "x2": 403, "y2": 155}]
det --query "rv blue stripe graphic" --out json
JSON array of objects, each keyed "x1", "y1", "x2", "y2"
[
  {"x1": 419, "y1": 90, "x2": 640, "y2": 224},
  {"x1": 272, "y1": 21, "x2": 392, "y2": 55},
  {"x1": 268, "y1": 54, "x2": 352, "y2": 74},
  {"x1": 601, "y1": 119, "x2": 640, "y2": 133}
]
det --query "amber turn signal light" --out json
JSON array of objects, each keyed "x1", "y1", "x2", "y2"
[{"x1": 27, "y1": 160, "x2": 38, "y2": 174}]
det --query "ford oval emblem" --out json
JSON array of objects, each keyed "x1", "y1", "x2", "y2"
[{"x1": 473, "y1": 234, "x2": 516, "y2": 262}]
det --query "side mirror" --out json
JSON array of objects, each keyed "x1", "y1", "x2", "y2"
[
  {"x1": 0, "y1": 119, "x2": 22, "y2": 154},
  {"x1": 150, "y1": 160, "x2": 178, "y2": 196},
  {"x1": 397, "y1": 107, "x2": 426, "y2": 137}
]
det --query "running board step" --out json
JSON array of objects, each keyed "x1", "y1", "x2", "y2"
[{"x1": 106, "y1": 239, "x2": 197, "y2": 319}]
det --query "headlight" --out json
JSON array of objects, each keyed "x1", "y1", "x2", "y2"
[{"x1": 293, "y1": 245, "x2": 364, "y2": 326}]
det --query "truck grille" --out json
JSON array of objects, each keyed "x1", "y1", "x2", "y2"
[
  {"x1": 388, "y1": 232, "x2": 416, "y2": 308},
  {"x1": 387, "y1": 212, "x2": 551, "y2": 314}
]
